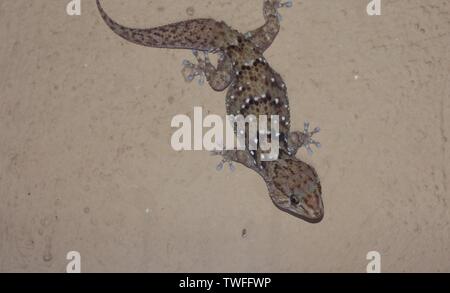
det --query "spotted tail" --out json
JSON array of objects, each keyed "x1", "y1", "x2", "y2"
[{"x1": 96, "y1": 0, "x2": 235, "y2": 51}]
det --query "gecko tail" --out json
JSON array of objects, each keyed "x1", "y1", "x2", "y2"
[{"x1": 96, "y1": 0, "x2": 232, "y2": 51}]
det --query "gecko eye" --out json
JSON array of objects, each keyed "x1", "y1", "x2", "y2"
[{"x1": 290, "y1": 194, "x2": 300, "y2": 206}]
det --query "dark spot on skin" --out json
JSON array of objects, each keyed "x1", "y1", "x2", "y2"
[{"x1": 290, "y1": 194, "x2": 299, "y2": 206}]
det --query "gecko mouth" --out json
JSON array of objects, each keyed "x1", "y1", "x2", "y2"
[
  {"x1": 274, "y1": 204, "x2": 324, "y2": 223},
  {"x1": 296, "y1": 205, "x2": 324, "y2": 223}
]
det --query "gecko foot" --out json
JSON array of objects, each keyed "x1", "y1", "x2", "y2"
[
  {"x1": 301, "y1": 121, "x2": 321, "y2": 156},
  {"x1": 288, "y1": 121, "x2": 321, "y2": 156},
  {"x1": 210, "y1": 140, "x2": 236, "y2": 172},
  {"x1": 264, "y1": 0, "x2": 293, "y2": 22},
  {"x1": 278, "y1": 0, "x2": 293, "y2": 9},
  {"x1": 274, "y1": 0, "x2": 293, "y2": 22},
  {"x1": 181, "y1": 50, "x2": 206, "y2": 85},
  {"x1": 211, "y1": 150, "x2": 236, "y2": 172}
]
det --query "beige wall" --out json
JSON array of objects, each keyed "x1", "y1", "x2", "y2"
[{"x1": 0, "y1": 0, "x2": 449, "y2": 272}]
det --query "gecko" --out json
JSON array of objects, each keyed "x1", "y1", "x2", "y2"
[{"x1": 96, "y1": 0, "x2": 324, "y2": 223}]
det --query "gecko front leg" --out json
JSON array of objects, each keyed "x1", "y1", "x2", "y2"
[
  {"x1": 287, "y1": 121, "x2": 321, "y2": 156},
  {"x1": 182, "y1": 50, "x2": 233, "y2": 91},
  {"x1": 212, "y1": 149, "x2": 264, "y2": 175}
]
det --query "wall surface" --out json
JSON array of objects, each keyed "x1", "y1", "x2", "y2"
[{"x1": 0, "y1": 0, "x2": 449, "y2": 272}]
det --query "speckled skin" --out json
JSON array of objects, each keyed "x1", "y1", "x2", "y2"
[{"x1": 97, "y1": 0, "x2": 324, "y2": 223}]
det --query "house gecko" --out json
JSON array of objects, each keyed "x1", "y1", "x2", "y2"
[{"x1": 97, "y1": 0, "x2": 324, "y2": 223}]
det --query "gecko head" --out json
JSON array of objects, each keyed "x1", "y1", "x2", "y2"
[{"x1": 266, "y1": 158, "x2": 324, "y2": 223}]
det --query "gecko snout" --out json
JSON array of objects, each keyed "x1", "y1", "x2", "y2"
[{"x1": 289, "y1": 190, "x2": 324, "y2": 223}]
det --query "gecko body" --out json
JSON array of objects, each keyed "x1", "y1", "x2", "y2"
[{"x1": 97, "y1": 0, "x2": 324, "y2": 223}]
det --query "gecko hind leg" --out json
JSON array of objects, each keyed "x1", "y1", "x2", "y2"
[
  {"x1": 181, "y1": 50, "x2": 206, "y2": 86},
  {"x1": 182, "y1": 50, "x2": 232, "y2": 91},
  {"x1": 203, "y1": 52, "x2": 233, "y2": 92},
  {"x1": 287, "y1": 121, "x2": 321, "y2": 156}
]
